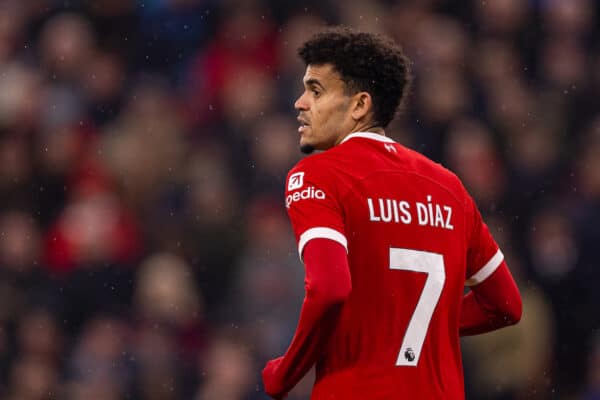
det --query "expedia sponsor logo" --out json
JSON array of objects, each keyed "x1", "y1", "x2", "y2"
[{"x1": 286, "y1": 186, "x2": 325, "y2": 208}]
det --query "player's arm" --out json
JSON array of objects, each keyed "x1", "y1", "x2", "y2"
[
  {"x1": 460, "y1": 259, "x2": 522, "y2": 336},
  {"x1": 459, "y1": 194, "x2": 522, "y2": 336},
  {"x1": 262, "y1": 238, "x2": 351, "y2": 399}
]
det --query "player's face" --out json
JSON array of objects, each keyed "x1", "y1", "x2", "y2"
[{"x1": 294, "y1": 64, "x2": 355, "y2": 154}]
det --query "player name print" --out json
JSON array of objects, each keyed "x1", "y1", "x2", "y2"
[{"x1": 367, "y1": 195, "x2": 454, "y2": 230}]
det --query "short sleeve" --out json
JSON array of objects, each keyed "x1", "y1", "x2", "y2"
[
  {"x1": 285, "y1": 161, "x2": 347, "y2": 260},
  {"x1": 464, "y1": 195, "x2": 504, "y2": 286}
]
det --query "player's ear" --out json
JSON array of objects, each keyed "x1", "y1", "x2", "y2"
[{"x1": 351, "y1": 92, "x2": 373, "y2": 121}]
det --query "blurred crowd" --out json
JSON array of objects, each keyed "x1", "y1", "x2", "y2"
[{"x1": 0, "y1": 0, "x2": 598, "y2": 399}]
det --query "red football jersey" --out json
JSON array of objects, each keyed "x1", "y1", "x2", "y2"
[{"x1": 285, "y1": 132, "x2": 504, "y2": 399}]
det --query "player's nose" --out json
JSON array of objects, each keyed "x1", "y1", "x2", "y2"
[{"x1": 294, "y1": 93, "x2": 309, "y2": 111}]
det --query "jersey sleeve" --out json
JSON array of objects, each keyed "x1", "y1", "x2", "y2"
[
  {"x1": 464, "y1": 195, "x2": 504, "y2": 286},
  {"x1": 285, "y1": 160, "x2": 347, "y2": 260}
]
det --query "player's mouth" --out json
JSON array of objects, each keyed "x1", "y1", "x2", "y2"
[{"x1": 297, "y1": 117, "x2": 310, "y2": 133}]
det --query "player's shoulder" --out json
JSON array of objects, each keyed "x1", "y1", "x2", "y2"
[
  {"x1": 401, "y1": 145, "x2": 469, "y2": 201},
  {"x1": 285, "y1": 151, "x2": 343, "y2": 197},
  {"x1": 287, "y1": 151, "x2": 336, "y2": 180}
]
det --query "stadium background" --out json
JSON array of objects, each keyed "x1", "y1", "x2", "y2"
[{"x1": 0, "y1": 0, "x2": 598, "y2": 398}]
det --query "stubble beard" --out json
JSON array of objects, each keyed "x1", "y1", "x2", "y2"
[{"x1": 300, "y1": 143, "x2": 315, "y2": 154}]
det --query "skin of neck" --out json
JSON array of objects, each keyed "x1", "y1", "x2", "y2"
[{"x1": 334, "y1": 118, "x2": 386, "y2": 146}]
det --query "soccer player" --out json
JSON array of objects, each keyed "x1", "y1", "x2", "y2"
[{"x1": 262, "y1": 27, "x2": 522, "y2": 399}]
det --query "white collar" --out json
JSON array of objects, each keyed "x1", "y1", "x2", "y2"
[{"x1": 340, "y1": 131, "x2": 396, "y2": 144}]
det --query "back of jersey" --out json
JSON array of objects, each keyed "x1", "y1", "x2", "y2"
[{"x1": 284, "y1": 132, "x2": 504, "y2": 400}]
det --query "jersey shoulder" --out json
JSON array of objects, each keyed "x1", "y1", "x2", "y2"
[
  {"x1": 288, "y1": 150, "x2": 337, "y2": 175},
  {"x1": 399, "y1": 145, "x2": 469, "y2": 204},
  {"x1": 402, "y1": 146, "x2": 484, "y2": 240},
  {"x1": 286, "y1": 151, "x2": 340, "y2": 188}
]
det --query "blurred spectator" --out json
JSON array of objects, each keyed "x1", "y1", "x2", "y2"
[
  {"x1": 474, "y1": 38, "x2": 521, "y2": 82},
  {"x1": 0, "y1": 62, "x2": 42, "y2": 131},
  {"x1": 65, "y1": 316, "x2": 131, "y2": 397},
  {"x1": 135, "y1": 0, "x2": 216, "y2": 80},
  {"x1": 484, "y1": 79, "x2": 536, "y2": 134},
  {"x1": 540, "y1": 0, "x2": 594, "y2": 38},
  {"x1": 585, "y1": 334, "x2": 600, "y2": 400},
  {"x1": 528, "y1": 208, "x2": 578, "y2": 286},
  {"x1": 474, "y1": 0, "x2": 529, "y2": 37},
  {"x1": 0, "y1": 212, "x2": 53, "y2": 322},
  {"x1": 79, "y1": 49, "x2": 128, "y2": 125},
  {"x1": 184, "y1": 3, "x2": 278, "y2": 126},
  {"x1": 412, "y1": 14, "x2": 469, "y2": 73},
  {"x1": 273, "y1": 13, "x2": 326, "y2": 120},
  {"x1": 0, "y1": 1, "x2": 28, "y2": 63},
  {"x1": 248, "y1": 114, "x2": 299, "y2": 194},
  {"x1": 445, "y1": 118, "x2": 507, "y2": 211},
  {"x1": 101, "y1": 80, "x2": 186, "y2": 209},
  {"x1": 503, "y1": 121, "x2": 564, "y2": 224},
  {"x1": 230, "y1": 198, "x2": 304, "y2": 362},
  {"x1": 411, "y1": 69, "x2": 472, "y2": 161},
  {"x1": 16, "y1": 309, "x2": 63, "y2": 365},
  {"x1": 181, "y1": 143, "x2": 243, "y2": 314},
  {"x1": 195, "y1": 332, "x2": 255, "y2": 400},
  {"x1": 5, "y1": 354, "x2": 59, "y2": 400},
  {"x1": 44, "y1": 189, "x2": 141, "y2": 273},
  {"x1": 131, "y1": 325, "x2": 187, "y2": 400},
  {"x1": 133, "y1": 252, "x2": 205, "y2": 398},
  {"x1": 134, "y1": 252, "x2": 205, "y2": 359},
  {"x1": 32, "y1": 121, "x2": 95, "y2": 227},
  {"x1": 0, "y1": 137, "x2": 35, "y2": 211},
  {"x1": 333, "y1": 0, "x2": 386, "y2": 34},
  {"x1": 539, "y1": 36, "x2": 588, "y2": 90},
  {"x1": 37, "y1": 13, "x2": 96, "y2": 82},
  {"x1": 463, "y1": 275, "x2": 555, "y2": 400}
]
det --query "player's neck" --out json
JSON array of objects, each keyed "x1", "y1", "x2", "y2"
[
  {"x1": 337, "y1": 125, "x2": 385, "y2": 145},
  {"x1": 360, "y1": 126, "x2": 385, "y2": 135},
  {"x1": 353, "y1": 119, "x2": 385, "y2": 136}
]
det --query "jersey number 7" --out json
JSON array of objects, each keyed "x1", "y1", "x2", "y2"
[{"x1": 389, "y1": 248, "x2": 446, "y2": 367}]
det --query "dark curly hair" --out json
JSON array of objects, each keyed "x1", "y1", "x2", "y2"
[{"x1": 298, "y1": 26, "x2": 411, "y2": 128}]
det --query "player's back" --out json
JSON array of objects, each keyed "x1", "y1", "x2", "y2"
[{"x1": 301, "y1": 133, "x2": 471, "y2": 399}]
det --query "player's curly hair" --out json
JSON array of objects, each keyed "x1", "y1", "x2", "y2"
[{"x1": 298, "y1": 26, "x2": 411, "y2": 128}]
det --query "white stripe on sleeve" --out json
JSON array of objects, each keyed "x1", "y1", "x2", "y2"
[
  {"x1": 298, "y1": 227, "x2": 348, "y2": 261},
  {"x1": 465, "y1": 249, "x2": 504, "y2": 286}
]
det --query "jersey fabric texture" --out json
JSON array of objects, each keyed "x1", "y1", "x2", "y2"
[{"x1": 284, "y1": 132, "x2": 504, "y2": 399}]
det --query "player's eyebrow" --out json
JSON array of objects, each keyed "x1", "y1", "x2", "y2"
[{"x1": 304, "y1": 78, "x2": 325, "y2": 90}]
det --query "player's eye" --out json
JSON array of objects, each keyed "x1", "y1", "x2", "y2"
[{"x1": 312, "y1": 89, "x2": 320, "y2": 97}]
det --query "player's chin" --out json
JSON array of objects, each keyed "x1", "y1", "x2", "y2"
[{"x1": 299, "y1": 137, "x2": 316, "y2": 154}]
